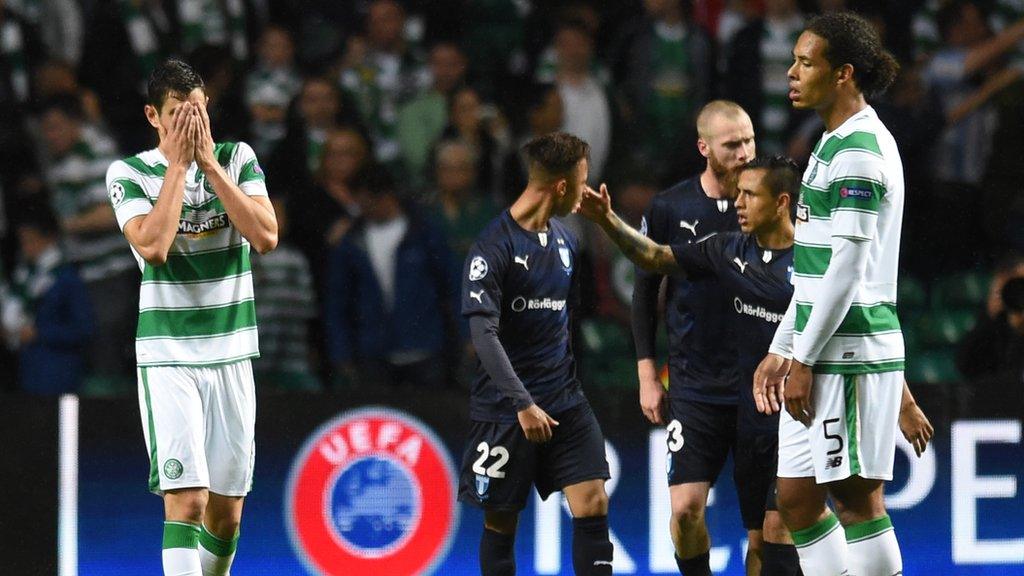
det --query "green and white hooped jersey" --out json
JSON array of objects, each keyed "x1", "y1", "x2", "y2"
[
  {"x1": 106, "y1": 142, "x2": 267, "y2": 367},
  {"x1": 793, "y1": 107, "x2": 905, "y2": 374}
]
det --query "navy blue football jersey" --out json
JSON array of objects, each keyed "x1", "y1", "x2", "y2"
[
  {"x1": 462, "y1": 210, "x2": 585, "y2": 422},
  {"x1": 672, "y1": 232, "x2": 794, "y2": 433},
  {"x1": 636, "y1": 176, "x2": 741, "y2": 403}
]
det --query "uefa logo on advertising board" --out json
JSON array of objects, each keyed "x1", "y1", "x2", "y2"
[{"x1": 285, "y1": 407, "x2": 459, "y2": 575}]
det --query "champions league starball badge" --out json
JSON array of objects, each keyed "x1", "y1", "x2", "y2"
[{"x1": 285, "y1": 408, "x2": 458, "y2": 575}]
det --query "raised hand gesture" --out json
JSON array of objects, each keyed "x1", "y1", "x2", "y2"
[
  {"x1": 194, "y1": 98, "x2": 217, "y2": 171},
  {"x1": 165, "y1": 102, "x2": 197, "y2": 169},
  {"x1": 578, "y1": 184, "x2": 613, "y2": 223}
]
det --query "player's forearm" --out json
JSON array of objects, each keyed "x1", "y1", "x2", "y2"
[
  {"x1": 637, "y1": 357, "x2": 659, "y2": 382},
  {"x1": 900, "y1": 380, "x2": 917, "y2": 412},
  {"x1": 204, "y1": 165, "x2": 278, "y2": 253},
  {"x1": 599, "y1": 211, "x2": 679, "y2": 275},
  {"x1": 768, "y1": 297, "x2": 798, "y2": 357},
  {"x1": 469, "y1": 314, "x2": 534, "y2": 411},
  {"x1": 791, "y1": 237, "x2": 870, "y2": 366},
  {"x1": 631, "y1": 270, "x2": 662, "y2": 359},
  {"x1": 129, "y1": 165, "x2": 187, "y2": 264}
]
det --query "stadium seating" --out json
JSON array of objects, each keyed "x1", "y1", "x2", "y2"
[
  {"x1": 914, "y1": 309, "x2": 978, "y2": 348},
  {"x1": 930, "y1": 271, "x2": 990, "y2": 309},
  {"x1": 906, "y1": 347, "x2": 961, "y2": 384},
  {"x1": 898, "y1": 276, "x2": 929, "y2": 310},
  {"x1": 580, "y1": 318, "x2": 637, "y2": 389}
]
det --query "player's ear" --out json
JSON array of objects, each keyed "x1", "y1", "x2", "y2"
[
  {"x1": 779, "y1": 191, "x2": 793, "y2": 217},
  {"x1": 835, "y1": 63, "x2": 854, "y2": 87},
  {"x1": 555, "y1": 176, "x2": 567, "y2": 198},
  {"x1": 696, "y1": 137, "x2": 710, "y2": 159},
  {"x1": 144, "y1": 104, "x2": 161, "y2": 131}
]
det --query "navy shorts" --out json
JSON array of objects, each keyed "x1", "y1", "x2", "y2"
[
  {"x1": 665, "y1": 399, "x2": 777, "y2": 530},
  {"x1": 458, "y1": 402, "x2": 610, "y2": 511}
]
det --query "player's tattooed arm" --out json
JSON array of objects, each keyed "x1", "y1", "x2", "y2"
[
  {"x1": 580, "y1": 184, "x2": 680, "y2": 275},
  {"x1": 601, "y1": 211, "x2": 679, "y2": 275}
]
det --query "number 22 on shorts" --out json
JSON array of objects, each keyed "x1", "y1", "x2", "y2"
[{"x1": 472, "y1": 442, "x2": 510, "y2": 478}]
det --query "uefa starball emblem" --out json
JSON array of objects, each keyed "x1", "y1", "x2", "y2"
[{"x1": 285, "y1": 408, "x2": 459, "y2": 575}]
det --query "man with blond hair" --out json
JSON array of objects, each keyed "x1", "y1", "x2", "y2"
[{"x1": 633, "y1": 100, "x2": 780, "y2": 575}]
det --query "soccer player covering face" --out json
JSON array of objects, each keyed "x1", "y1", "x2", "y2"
[
  {"x1": 105, "y1": 59, "x2": 278, "y2": 576},
  {"x1": 458, "y1": 132, "x2": 614, "y2": 575},
  {"x1": 754, "y1": 12, "x2": 912, "y2": 576},
  {"x1": 631, "y1": 100, "x2": 756, "y2": 576}
]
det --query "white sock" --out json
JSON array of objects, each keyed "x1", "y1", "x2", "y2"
[
  {"x1": 198, "y1": 524, "x2": 238, "y2": 576},
  {"x1": 791, "y1": 513, "x2": 849, "y2": 575},
  {"x1": 162, "y1": 522, "x2": 202, "y2": 576},
  {"x1": 846, "y1": 516, "x2": 902, "y2": 576}
]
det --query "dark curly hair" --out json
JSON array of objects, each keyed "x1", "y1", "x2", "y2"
[
  {"x1": 805, "y1": 12, "x2": 900, "y2": 97},
  {"x1": 147, "y1": 58, "x2": 205, "y2": 109}
]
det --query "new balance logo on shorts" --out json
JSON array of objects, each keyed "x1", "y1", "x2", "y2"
[{"x1": 826, "y1": 456, "x2": 843, "y2": 470}]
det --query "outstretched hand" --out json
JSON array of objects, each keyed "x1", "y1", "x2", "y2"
[
  {"x1": 578, "y1": 184, "x2": 612, "y2": 223},
  {"x1": 753, "y1": 353, "x2": 790, "y2": 415},
  {"x1": 785, "y1": 362, "x2": 814, "y2": 426},
  {"x1": 899, "y1": 401, "x2": 934, "y2": 457}
]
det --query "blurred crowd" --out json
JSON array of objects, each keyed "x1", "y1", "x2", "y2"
[{"x1": 0, "y1": 0, "x2": 1021, "y2": 416}]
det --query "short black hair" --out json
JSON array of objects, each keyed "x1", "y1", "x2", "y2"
[
  {"x1": 1002, "y1": 277, "x2": 1024, "y2": 313},
  {"x1": 39, "y1": 93, "x2": 84, "y2": 121},
  {"x1": 740, "y1": 155, "x2": 801, "y2": 199},
  {"x1": 805, "y1": 11, "x2": 900, "y2": 97},
  {"x1": 147, "y1": 58, "x2": 205, "y2": 109},
  {"x1": 523, "y1": 132, "x2": 590, "y2": 179}
]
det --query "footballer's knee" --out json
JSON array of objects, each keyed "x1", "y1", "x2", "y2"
[
  {"x1": 164, "y1": 488, "x2": 208, "y2": 524},
  {"x1": 762, "y1": 511, "x2": 792, "y2": 544},
  {"x1": 205, "y1": 494, "x2": 244, "y2": 539},
  {"x1": 565, "y1": 479, "x2": 609, "y2": 517},
  {"x1": 775, "y1": 477, "x2": 830, "y2": 529},
  {"x1": 670, "y1": 490, "x2": 706, "y2": 528},
  {"x1": 830, "y1": 477, "x2": 886, "y2": 525}
]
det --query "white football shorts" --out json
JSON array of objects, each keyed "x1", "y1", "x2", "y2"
[
  {"x1": 777, "y1": 371, "x2": 902, "y2": 483},
  {"x1": 137, "y1": 360, "x2": 256, "y2": 496}
]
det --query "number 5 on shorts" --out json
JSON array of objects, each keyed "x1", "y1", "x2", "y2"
[{"x1": 823, "y1": 418, "x2": 844, "y2": 455}]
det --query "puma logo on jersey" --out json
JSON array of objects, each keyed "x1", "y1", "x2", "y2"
[
  {"x1": 470, "y1": 290, "x2": 484, "y2": 303},
  {"x1": 514, "y1": 255, "x2": 529, "y2": 270},
  {"x1": 679, "y1": 219, "x2": 699, "y2": 235},
  {"x1": 733, "y1": 257, "x2": 748, "y2": 274}
]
